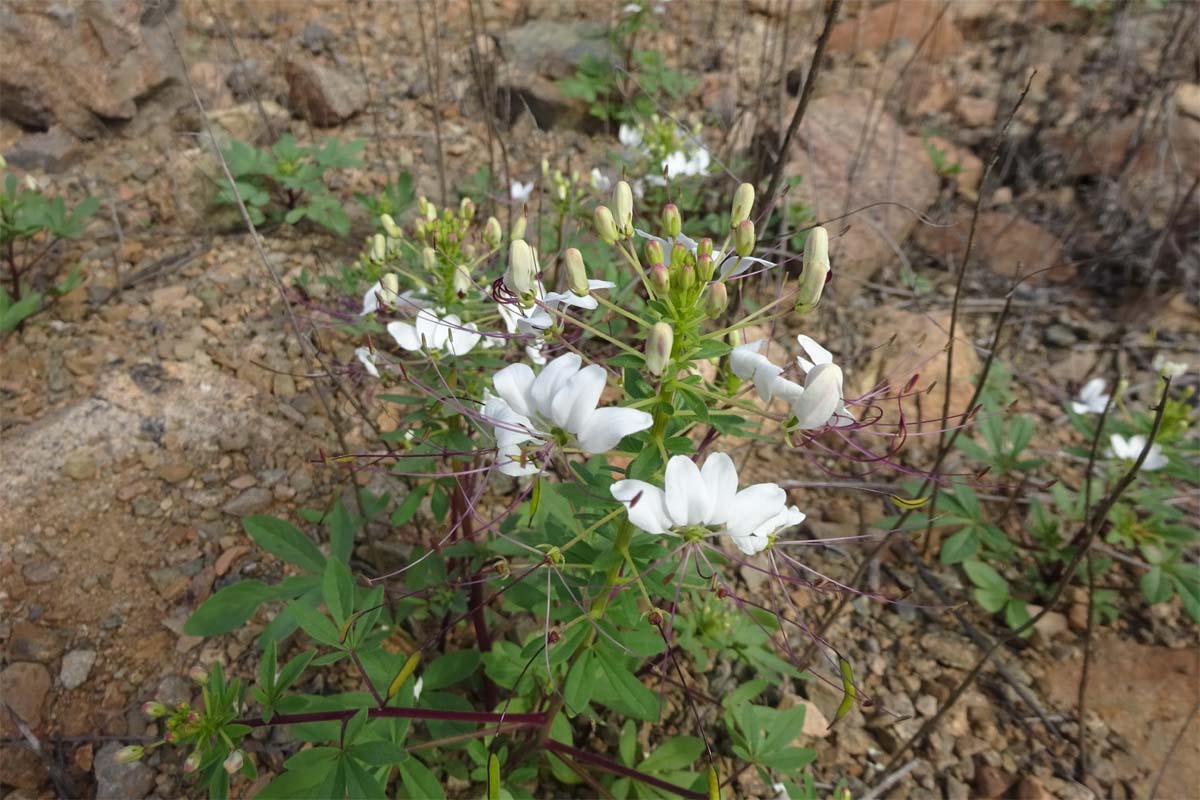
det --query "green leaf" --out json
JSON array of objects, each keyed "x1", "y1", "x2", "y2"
[
  {"x1": 390, "y1": 484, "x2": 428, "y2": 526},
  {"x1": 184, "y1": 580, "x2": 273, "y2": 636},
  {"x1": 422, "y1": 650, "x2": 480, "y2": 691},
  {"x1": 328, "y1": 501, "x2": 355, "y2": 563},
  {"x1": 244, "y1": 516, "x2": 325, "y2": 574},
  {"x1": 618, "y1": 720, "x2": 637, "y2": 767},
  {"x1": 287, "y1": 600, "x2": 342, "y2": 648},
  {"x1": 974, "y1": 587, "x2": 1009, "y2": 614},
  {"x1": 1140, "y1": 567, "x2": 1172, "y2": 604},
  {"x1": 720, "y1": 678, "x2": 769, "y2": 709},
  {"x1": 397, "y1": 757, "x2": 445, "y2": 800},
  {"x1": 563, "y1": 650, "x2": 595, "y2": 711},
  {"x1": 939, "y1": 528, "x2": 979, "y2": 564},
  {"x1": 348, "y1": 739, "x2": 407, "y2": 767},
  {"x1": 322, "y1": 558, "x2": 355, "y2": 625},
  {"x1": 638, "y1": 736, "x2": 703, "y2": 772},
  {"x1": 962, "y1": 559, "x2": 1007, "y2": 593},
  {"x1": 594, "y1": 649, "x2": 659, "y2": 722},
  {"x1": 1004, "y1": 598, "x2": 1031, "y2": 630}
]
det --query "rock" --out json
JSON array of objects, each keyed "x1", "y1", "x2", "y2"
[
  {"x1": 0, "y1": 0, "x2": 182, "y2": 138},
  {"x1": 300, "y1": 21, "x2": 334, "y2": 54},
  {"x1": 285, "y1": 58, "x2": 366, "y2": 127},
  {"x1": 836, "y1": 724, "x2": 875, "y2": 756},
  {"x1": 60, "y1": 649, "x2": 97, "y2": 689},
  {"x1": 94, "y1": 741, "x2": 155, "y2": 799},
  {"x1": 6, "y1": 621, "x2": 65, "y2": 662},
  {"x1": 916, "y1": 694, "x2": 938, "y2": 717},
  {"x1": 946, "y1": 775, "x2": 971, "y2": 800},
  {"x1": 1043, "y1": 324, "x2": 1077, "y2": 348},
  {"x1": 1068, "y1": 602, "x2": 1089, "y2": 632},
  {"x1": 914, "y1": 209, "x2": 1074, "y2": 283},
  {"x1": 919, "y1": 632, "x2": 976, "y2": 671},
  {"x1": 975, "y1": 765, "x2": 1012, "y2": 798},
  {"x1": 63, "y1": 449, "x2": 96, "y2": 480},
  {"x1": 493, "y1": 20, "x2": 612, "y2": 131},
  {"x1": 3, "y1": 125, "x2": 81, "y2": 172},
  {"x1": 0, "y1": 744, "x2": 46, "y2": 790},
  {"x1": 21, "y1": 561, "x2": 61, "y2": 584},
  {"x1": 1015, "y1": 775, "x2": 1054, "y2": 800},
  {"x1": 956, "y1": 95, "x2": 997, "y2": 128},
  {"x1": 828, "y1": 0, "x2": 964, "y2": 61},
  {"x1": 155, "y1": 674, "x2": 192, "y2": 707},
  {"x1": 222, "y1": 487, "x2": 273, "y2": 516},
  {"x1": 1176, "y1": 83, "x2": 1200, "y2": 120},
  {"x1": 787, "y1": 91, "x2": 938, "y2": 282},
  {"x1": 205, "y1": 100, "x2": 290, "y2": 147},
  {"x1": 0, "y1": 662, "x2": 51, "y2": 730},
  {"x1": 188, "y1": 60, "x2": 233, "y2": 111},
  {"x1": 856, "y1": 309, "x2": 982, "y2": 434},
  {"x1": 158, "y1": 460, "x2": 193, "y2": 484}
]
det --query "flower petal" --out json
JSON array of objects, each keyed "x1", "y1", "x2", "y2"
[
  {"x1": 529, "y1": 353, "x2": 582, "y2": 416},
  {"x1": 730, "y1": 340, "x2": 768, "y2": 380},
  {"x1": 361, "y1": 281, "x2": 382, "y2": 316},
  {"x1": 445, "y1": 317, "x2": 482, "y2": 356},
  {"x1": 355, "y1": 347, "x2": 380, "y2": 378},
  {"x1": 551, "y1": 363, "x2": 606, "y2": 433},
  {"x1": 791, "y1": 363, "x2": 843, "y2": 429},
  {"x1": 664, "y1": 456, "x2": 714, "y2": 527},
  {"x1": 700, "y1": 453, "x2": 739, "y2": 524},
  {"x1": 797, "y1": 335, "x2": 833, "y2": 368},
  {"x1": 574, "y1": 407, "x2": 652, "y2": 454},
  {"x1": 724, "y1": 483, "x2": 787, "y2": 540},
  {"x1": 611, "y1": 480, "x2": 671, "y2": 534},
  {"x1": 387, "y1": 321, "x2": 423, "y2": 351},
  {"x1": 415, "y1": 309, "x2": 449, "y2": 350},
  {"x1": 493, "y1": 363, "x2": 536, "y2": 418}
]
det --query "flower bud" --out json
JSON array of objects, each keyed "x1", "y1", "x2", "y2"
[
  {"x1": 183, "y1": 751, "x2": 202, "y2": 773},
  {"x1": 188, "y1": 666, "x2": 208, "y2": 685},
  {"x1": 421, "y1": 247, "x2": 437, "y2": 272},
  {"x1": 453, "y1": 264, "x2": 472, "y2": 296},
  {"x1": 645, "y1": 323, "x2": 673, "y2": 377},
  {"x1": 483, "y1": 216, "x2": 502, "y2": 249},
  {"x1": 424, "y1": 200, "x2": 437, "y2": 223},
  {"x1": 416, "y1": 195, "x2": 430, "y2": 218},
  {"x1": 614, "y1": 181, "x2": 633, "y2": 235},
  {"x1": 670, "y1": 242, "x2": 688, "y2": 269},
  {"x1": 696, "y1": 237, "x2": 713, "y2": 258},
  {"x1": 380, "y1": 214, "x2": 402, "y2": 238},
  {"x1": 661, "y1": 204, "x2": 681, "y2": 238},
  {"x1": 413, "y1": 217, "x2": 427, "y2": 238},
  {"x1": 594, "y1": 205, "x2": 618, "y2": 245},
  {"x1": 505, "y1": 239, "x2": 537, "y2": 302},
  {"x1": 728, "y1": 328, "x2": 743, "y2": 348},
  {"x1": 510, "y1": 215, "x2": 527, "y2": 241},
  {"x1": 696, "y1": 253, "x2": 715, "y2": 283},
  {"x1": 370, "y1": 233, "x2": 386, "y2": 263},
  {"x1": 564, "y1": 248, "x2": 589, "y2": 296},
  {"x1": 648, "y1": 263, "x2": 670, "y2": 295},
  {"x1": 381, "y1": 272, "x2": 400, "y2": 303},
  {"x1": 115, "y1": 746, "x2": 144, "y2": 764},
  {"x1": 796, "y1": 226, "x2": 830, "y2": 314},
  {"x1": 459, "y1": 196, "x2": 475, "y2": 221},
  {"x1": 223, "y1": 750, "x2": 245, "y2": 775},
  {"x1": 734, "y1": 219, "x2": 755, "y2": 257},
  {"x1": 731, "y1": 182, "x2": 755, "y2": 227},
  {"x1": 142, "y1": 701, "x2": 167, "y2": 719},
  {"x1": 705, "y1": 282, "x2": 728, "y2": 317},
  {"x1": 676, "y1": 261, "x2": 695, "y2": 291}
]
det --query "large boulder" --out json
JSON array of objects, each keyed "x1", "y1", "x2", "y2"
[
  {"x1": 285, "y1": 57, "x2": 367, "y2": 127},
  {"x1": 786, "y1": 91, "x2": 939, "y2": 282},
  {"x1": 494, "y1": 20, "x2": 613, "y2": 131},
  {"x1": 0, "y1": 0, "x2": 182, "y2": 138}
]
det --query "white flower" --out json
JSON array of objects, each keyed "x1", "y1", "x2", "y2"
[
  {"x1": 610, "y1": 453, "x2": 805, "y2": 555},
  {"x1": 1107, "y1": 434, "x2": 1168, "y2": 470},
  {"x1": 387, "y1": 309, "x2": 483, "y2": 356},
  {"x1": 510, "y1": 180, "x2": 534, "y2": 203},
  {"x1": 413, "y1": 676, "x2": 423, "y2": 701},
  {"x1": 496, "y1": 279, "x2": 616, "y2": 335},
  {"x1": 1152, "y1": 355, "x2": 1188, "y2": 379},
  {"x1": 618, "y1": 124, "x2": 643, "y2": 148},
  {"x1": 590, "y1": 168, "x2": 612, "y2": 192},
  {"x1": 360, "y1": 283, "x2": 429, "y2": 316},
  {"x1": 730, "y1": 338, "x2": 850, "y2": 430},
  {"x1": 634, "y1": 228, "x2": 774, "y2": 279},
  {"x1": 486, "y1": 354, "x2": 653, "y2": 476},
  {"x1": 355, "y1": 347, "x2": 380, "y2": 378},
  {"x1": 795, "y1": 335, "x2": 853, "y2": 427},
  {"x1": 661, "y1": 147, "x2": 711, "y2": 179},
  {"x1": 1071, "y1": 378, "x2": 1110, "y2": 415}
]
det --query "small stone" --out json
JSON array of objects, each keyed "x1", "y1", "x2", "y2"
[
  {"x1": 0, "y1": 662, "x2": 52, "y2": 729},
  {"x1": 1031, "y1": 607, "x2": 1069, "y2": 641},
  {"x1": 222, "y1": 487, "x2": 273, "y2": 516},
  {"x1": 149, "y1": 284, "x2": 189, "y2": 312},
  {"x1": 946, "y1": 775, "x2": 971, "y2": 800},
  {"x1": 156, "y1": 674, "x2": 193, "y2": 707},
  {"x1": 3, "y1": 125, "x2": 81, "y2": 173},
  {"x1": 1068, "y1": 603, "x2": 1089, "y2": 632},
  {"x1": 301, "y1": 21, "x2": 334, "y2": 53},
  {"x1": 131, "y1": 496, "x2": 158, "y2": 517},
  {"x1": 836, "y1": 724, "x2": 875, "y2": 756},
  {"x1": 94, "y1": 741, "x2": 156, "y2": 799},
  {"x1": 229, "y1": 474, "x2": 257, "y2": 490},
  {"x1": 21, "y1": 561, "x2": 61, "y2": 584},
  {"x1": 285, "y1": 57, "x2": 367, "y2": 126},
  {"x1": 158, "y1": 461, "x2": 193, "y2": 484},
  {"x1": 1016, "y1": 775, "x2": 1054, "y2": 800},
  {"x1": 64, "y1": 450, "x2": 96, "y2": 480},
  {"x1": 975, "y1": 765, "x2": 1012, "y2": 798},
  {"x1": 919, "y1": 632, "x2": 976, "y2": 670},
  {"x1": 916, "y1": 694, "x2": 938, "y2": 717},
  {"x1": 219, "y1": 429, "x2": 250, "y2": 452},
  {"x1": 6, "y1": 621, "x2": 65, "y2": 662},
  {"x1": 1044, "y1": 324, "x2": 1077, "y2": 347},
  {"x1": 957, "y1": 95, "x2": 998, "y2": 128},
  {"x1": 60, "y1": 649, "x2": 97, "y2": 690}
]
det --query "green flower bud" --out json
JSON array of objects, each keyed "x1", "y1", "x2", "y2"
[
  {"x1": 705, "y1": 281, "x2": 728, "y2": 317},
  {"x1": 731, "y1": 182, "x2": 755, "y2": 227},
  {"x1": 424, "y1": 200, "x2": 437, "y2": 223},
  {"x1": 141, "y1": 701, "x2": 167, "y2": 719},
  {"x1": 188, "y1": 666, "x2": 208, "y2": 685},
  {"x1": 734, "y1": 219, "x2": 755, "y2": 257},
  {"x1": 183, "y1": 751, "x2": 202, "y2": 773},
  {"x1": 381, "y1": 272, "x2": 400, "y2": 300},
  {"x1": 370, "y1": 234, "x2": 386, "y2": 263},
  {"x1": 459, "y1": 196, "x2": 475, "y2": 221},
  {"x1": 697, "y1": 237, "x2": 713, "y2": 258},
  {"x1": 115, "y1": 746, "x2": 144, "y2": 764},
  {"x1": 416, "y1": 195, "x2": 430, "y2": 218},
  {"x1": 483, "y1": 216, "x2": 502, "y2": 248},
  {"x1": 649, "y1": 262, "x2": 670, "y2": 295},
  {"x1": 614, "y1": 181, "x2": 633, "y2": 235},
  {"x1": 696, "y1": 253, "x2": 715, "y2": 283},
  {"x1": 728, "y1": 328, "x2": 743, "y2": 348},
  {"x1": 594, "y1": 205, "x2": 618, "y2": 245},
  {"x1": 661, "y1": 203, "x2": 681, "y2": 238},
  {"x1": 223, "y1": 750, "x2": 245, "y2": 775},
  {"x1": 505, "y1": 239, "x2": 537, "y2": 302},
  {"x1": 564, "y1": 248, "x2": 589, "y2": 296},
  {"x1": 510, "y1": 215, "x2": 527, "y2": 241},
  {"x1": 380, "y1": 214, "x2": 402, "y2": 238},
  {"x1": 645, "y1": 238, "x2": 665, "y2": 266},
  {"x1": 676, "y1": 261, "x2": 695, "y2": 290},
  {"x1": 422, "y1": 247, "x2": 437, "y2": 272},
  {"x1": 796, "y1": 225, "x2": 830, "y2": 314},
  {"x1": 645, "y1": 322, "x2": 673, "y2": 377}
]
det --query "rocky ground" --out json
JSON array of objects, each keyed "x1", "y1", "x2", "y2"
[{"x1": 1, "y1": 0, "x2": 1197, "y2": 798}]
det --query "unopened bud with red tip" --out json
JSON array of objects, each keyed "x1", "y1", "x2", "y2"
[
  {"x1": 796, "y1": 225, "x2": 830, "y2": 314},
  {"x1": 564, "y1": 248, "x2": 589, "y2": 296},
  {"x1": 483, "y1": 216, "x2": 502, "y2": 249},
  {"x1": 731, "y1": 182, "x2": 755, "y2": 228},
  {"x1": 670, "y1": 242, "x2": 688, "y2": 269},
  {"x1": 505, "y1": 239, "x2": 537, "y2": 302},
  {"x1": 188, "y1": 666, "x2": 208, "y2": 685},
  {"x1": 141, "y1": 701, "x2": 167, "y2": 719},
  {"x1": 734, "y1": 219, "x2": 755, "y2": 257},
  {"x1": 661, "y1": 203, "x2": 681, "y2": 238},
  {"x1": 648, "y1": 263, "x2": 670, "y2": 295},
  {"x1": 115, "y1": 745, "x2": 145, "y2": 764},
  {"x1": 697, "y1": 237, "x2": 713, "y2": 258},
  {"x1": 223, "y1": 750, "x2": 245, "y2": 775},
  {"x1": 594, "y1": 206, "x2": 618, "y2": 245},
  {"x1": 641, "y1": 238, "x2": 662, "y2": 266},
  {"x1": 645, "y1": 323, "x2": 673, "y2": 377},
  {"x1": 380, "y1": 214, "x2": 402, "y2": 239},
  {"x1": 696, "y1": 253, "x2": 715, "y2": 283},
  {"x1": 459, "y1": 196, "x2": 475, "y2": 221},
  {"x1": 614, "y1": 181, "x2": 633, "y2": 235},
  {"x1": 705, "y1": 282, "x2": 728, "y2": 317},
  {"x1": 183, "y1": 751, "x2": 202, "y2": 773}
]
